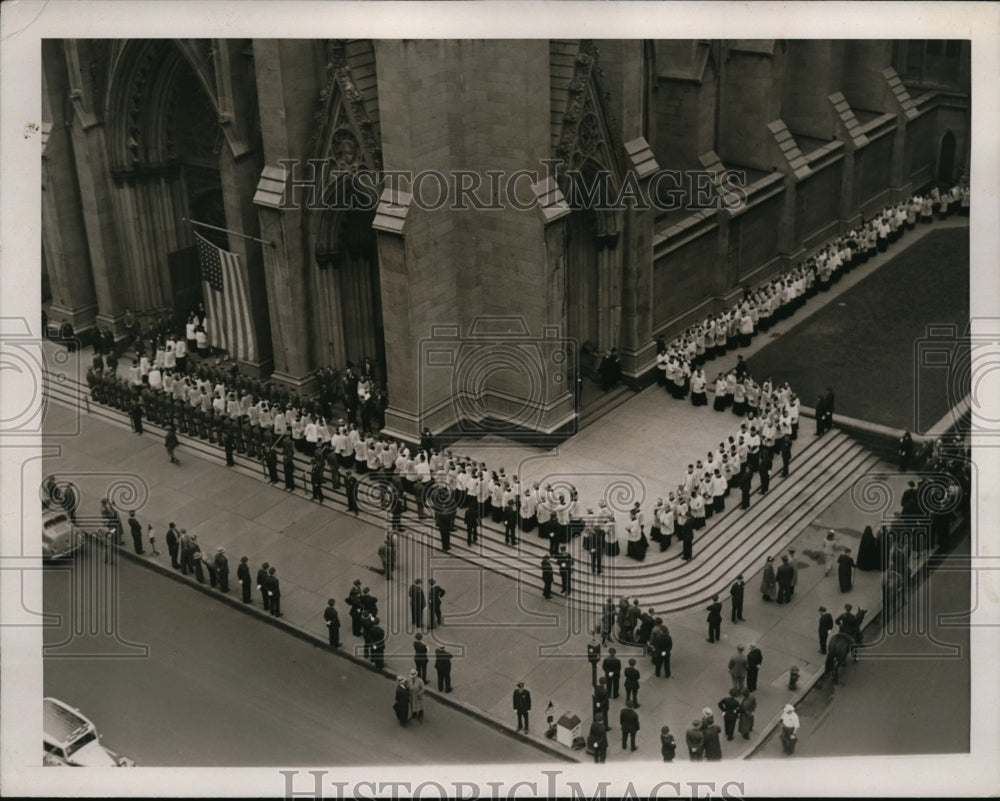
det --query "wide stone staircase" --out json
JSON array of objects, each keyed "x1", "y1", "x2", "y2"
[{"x1": 44, "y1": 366, "x2": 881, "y2": 616}]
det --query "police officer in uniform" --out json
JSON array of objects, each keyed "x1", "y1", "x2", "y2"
[{"x1": 513, "y1": 682, "x2": 532, "y2": 733}]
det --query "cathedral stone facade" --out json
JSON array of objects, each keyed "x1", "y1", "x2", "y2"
[{"x1": 42, "y1": 39, "x2": 970, "y2": 441}]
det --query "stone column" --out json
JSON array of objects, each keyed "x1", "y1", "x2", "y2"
[
  {"x1": 61, "y1": 41, "x2": 128, "y2": 335},
  {"x1": 41, "y1": 43, "x2": 98, "y2": 336},
  {"x1": 251, "y1": 39, "x2": 324, "y2": 392},
  {"x1": 619, "y1": 138, "x2": 658, "y2": 382},
  {"x1": 372, "y1": 190, "x2": 417, "y2": 442}
]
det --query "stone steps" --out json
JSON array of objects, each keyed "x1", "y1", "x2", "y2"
[{"x1": 45, "y1": 372, "x2": 879, "y2": 617}]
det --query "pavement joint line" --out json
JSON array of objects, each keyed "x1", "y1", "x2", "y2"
[{"x1": 89, "y1": 534, "x2": 579, "y2": 764}]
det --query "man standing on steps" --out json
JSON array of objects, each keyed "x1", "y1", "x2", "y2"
[
  {"x1": 739, "y1": 468, "x2": 752, "y2": 510},
  {"x1": 822, "y1": 386, "x2": 835, "y2": 434},
  {"x1": 758, "y1": 445, "x2": 772, "y2": 495},
  {"x1": 706, "y1": 595, "x2": 723, "y2": 643},
  {"x1": 780, "y1": 436, "x2": 792, "y2": 477},
  {"x1": 729, "y1": 574, "x2": 745, "y2": 622},
  {"x1": 541, "y1": 556, "x2": 554, "y2": 599},
  {"x1": 557, "y1": 545, "x2": 573, "y2": 595}
]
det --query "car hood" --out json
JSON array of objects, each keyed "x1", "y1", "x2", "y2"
[{"x1": 70, "y1": 740, "x2": 119, "y2": 766}]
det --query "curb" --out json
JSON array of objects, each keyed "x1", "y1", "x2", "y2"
[{"x1": 96, "y1": 535, "x2": 578, "y2": 763}]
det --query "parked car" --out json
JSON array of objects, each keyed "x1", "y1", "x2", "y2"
[
  {"x1": 42, "y1": 508, "x2": 80, "y2": 560},
  {"x1": 42, "y1": 697, "x2": 135, "y2": 767}
]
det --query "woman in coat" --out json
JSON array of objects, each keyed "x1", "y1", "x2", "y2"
[
  {"x1": 856, "y1": 525, "x2": 880, "y2": 571},
  {"x1": 760, "y1": 556, "x2": 777, "y2": 601},
  {"x1": 407, "y1": 670, "x2": 425, "y2": 723},
  {"x1": 837, "y1": 549, "x2": 856, "y2": 592}
]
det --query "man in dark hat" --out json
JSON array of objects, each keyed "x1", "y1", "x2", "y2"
[
  {"x1": 603, "y1": 647, "x2": 622, "y2": 699},
  {"x1": 776, "y1": 555, "x2": 794, "y2": 604},
  {"x1": 706, "y1": 594, "x2": 723, "y2": 643},
  {"x1": 589, "y1": 718, "x2": 609, "y2": 763},
  {"x1": 265, "y1": 566, "x2": 282, "y2": 617},
  {"x1": 409, "y1": 578, "x2": 426, "y2": 630},
  {"x1": 346, "y1": 579, "x2": 363, "y2": 636},
  {"x1": 323, "y1": 599, "x2": 341, "y2": 647},
  {"x1": 237, "y1": 556, "x2": 252, "y2": 603},
  {"x1": 413, "y1": 632, "x2": 429, "y2": 681},
  {"x1": 729, "y1": 573, "x2": 745, "y2": 622},
  {"x1": 620, "y1": 704, "x2": 640, "y2": 751},
  {"x1": 592, "y1": 676, "x2": 610, "y2": 728},
  {"x1": 818, "y1": 606, "x2": 834, "y2": 654},
  {"x1": 214, "y1": 547, "x2": 230, "y2": 593},
  {"x1": 434, "y1": 645, "x2": 453, "y2": 692},
  {"x1": 393, "y1": 676, "x2": 410, "y2": 726},
  {"x1": 344, "y1": 470, "x2": 360, "y2": 515},
  {"x1": 540, "y1": 555, "x2": 554, "y2": 599},
  {"x1": 428, "y1": 578, "x2": 445, "y2": 630},
  {"x1": 624, "y1": 658, "x2": 641, "y2": 708},
  {"x1": 127, "y1": 510, "x2": 144, "y2": 555},
  {"x1": 745, "y1": 642, "x2": 763, "y2": 692},
  {"x1": 256, "y1": 561, "x2": 271, "y2": 611},
  {"x1": 513, "y1": 682, "x2": 532, "y2": 733},
  {"x1": 718, "y1": 689, "x2": 742, "y2": 741}
]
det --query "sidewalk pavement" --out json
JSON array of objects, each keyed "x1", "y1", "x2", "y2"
[{"x1": 42, "y1": 397, "x2": 915, "y2": 762}]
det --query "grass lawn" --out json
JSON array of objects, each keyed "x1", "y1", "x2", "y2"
[{"x1": 747, "y1": 227, "x2": 969, "y2": 433}]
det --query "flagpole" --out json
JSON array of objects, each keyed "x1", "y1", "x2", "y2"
[{"x1": 183, "y1": 217, "x2": 276, "y2": 248}]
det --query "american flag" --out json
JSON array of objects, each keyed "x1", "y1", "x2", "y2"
[{"x1": 195, "y1": 231, "x2": 255, "y2": 362}]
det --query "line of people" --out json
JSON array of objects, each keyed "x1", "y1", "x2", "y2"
[{"x1": 652, "y1": 185, "x2": 966, "y2": 406}]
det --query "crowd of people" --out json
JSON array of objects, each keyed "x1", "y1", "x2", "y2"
[
  {"x1": 49, "y1": 181, "x2": 970, "y2": 759},
  {"x1": 649, "y1": 184, "x2": 966, "y2": 407}
]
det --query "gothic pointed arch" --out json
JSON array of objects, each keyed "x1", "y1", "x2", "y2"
[
  {"x1": 554, "y1": 40, "x2": 627, "y2": 211},
  {"x1": 553, "y1": 41, "x2": 627, "y2": 355},
  {"x1": 306, "y1": 39, "x2": 386, "y2": 373}
]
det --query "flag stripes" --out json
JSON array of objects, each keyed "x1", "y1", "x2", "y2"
[{"x1": 195, "y1": 231, "x2": 255, "y2": 362}]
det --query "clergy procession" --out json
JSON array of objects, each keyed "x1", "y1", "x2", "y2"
[{"x1": 42, "y1": 182, "x2": 972, "y2": 762}]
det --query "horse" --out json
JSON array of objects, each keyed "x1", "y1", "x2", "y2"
[{"x1": 823, "y1": 633, "x2": 853, "y2": 685}]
